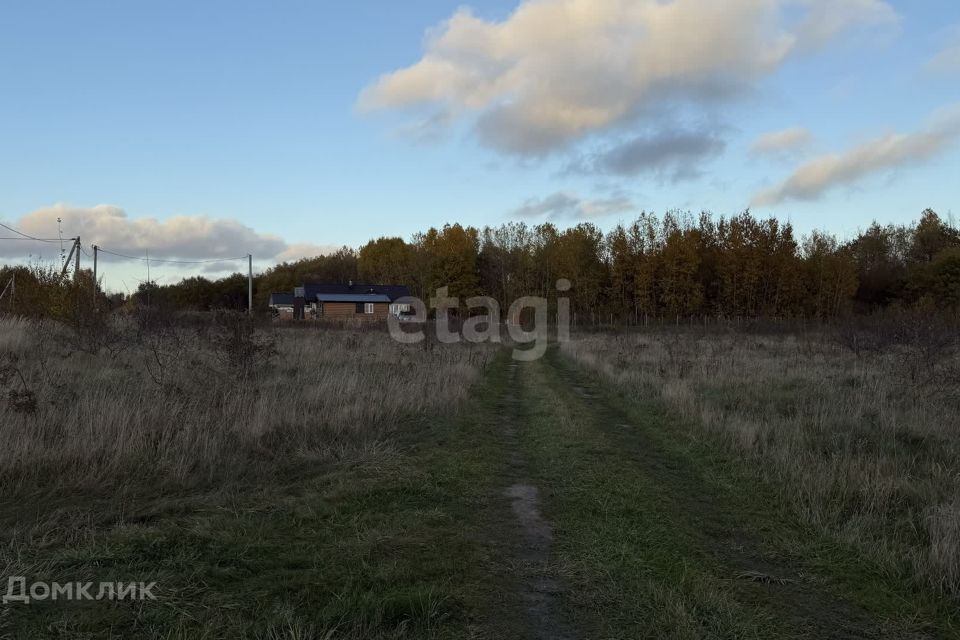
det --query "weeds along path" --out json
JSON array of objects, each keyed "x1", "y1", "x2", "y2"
[{"x1": 512, "y1": 347, "x2": 942, "y2": 639}]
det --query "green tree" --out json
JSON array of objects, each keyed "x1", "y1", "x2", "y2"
[
  {"x1": 415, "y1": 224, "x2": 481, "y2": 302},
  {"x1": 358, "y1": 237, "x2": 414, "y2": 285}
]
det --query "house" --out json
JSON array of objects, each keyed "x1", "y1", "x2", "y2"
[
  {"x1": 286, "y1": 282, "x2": 411, "y2": 320},
  {"x1": 268, "y1": 293, "x2": 296, "y2": 319}
]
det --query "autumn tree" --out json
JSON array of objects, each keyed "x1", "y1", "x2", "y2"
[
  {"x1": 553, "y1": 224, "x2": 606, "y2": 315},
  {"x1": 414, "y1": 223, "x2": 481, "y2": 302},
  {"x1": 358, "y1": 237, "x2": 414, "y2": 286},
  {"x1": 606, "y1": 223, "x2": 635, "y2": 321},
  {"x1": 657, "y1": 212, "x2": 703, "y2": 315},
  {"x1": 848, "y1": 222, "x2": 909, "y2": 308},
  {"x1": 802, "y1": 232, "x2": 858, "y2": 318},
  {"x1": 910, "y1": 209, "x2": 959, "y2": 264},
  {"x1": 478, "y1": 222, "x2": 536, "y2": 310}
]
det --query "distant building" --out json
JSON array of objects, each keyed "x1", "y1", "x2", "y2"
[
  {"x1": 278, "y1": 282, "x2": 411, "y2": 321},
  {"x1": 268, "y1": 293, "x2": 297, "y2": 319}
]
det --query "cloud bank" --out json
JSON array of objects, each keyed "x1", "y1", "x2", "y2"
[
  {"x1": 752, "y1": 106, "x2": 960, "y2": 206},
  {"x1": 511, "y1": 192, "x2": 636, "y2": 220},
  {"x1": 359, "y1": 0, "x2": 896, "y2": 160},
  {"x1": 0, "y1": 204, "x2": 335, "y2": 263}
]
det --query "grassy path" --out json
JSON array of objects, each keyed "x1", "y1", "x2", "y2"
[
  {"x1": 519, "y1": 348, "x2": 955, "y2": 639},
  {"x1": 474, "y1": 358, "x2": 579, "y2": 640},
  {"x1": 3, "y1": 347, "x2": 957, "y2": 638}
]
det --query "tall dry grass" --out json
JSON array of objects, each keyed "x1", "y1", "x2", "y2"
[
  {"x1": 561, "y1": 322, "x2": 960, "y2": 595},
  {"x1": 0, "y1": 314, "x2": 491, "y2": 494}
]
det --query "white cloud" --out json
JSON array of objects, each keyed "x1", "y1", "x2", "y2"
[
  {"x1": 750, "y1": 127, "x2": 813, "y2": 155},
  {"x1": 0, "y1": 203, "x2": 333, "y2": 263},
  {"x1": 359, "y1": 0, "x2": 896, "y2": 157},
  {"x1": 274, "y1": 243, "x2": 341, "y2": 262},
  {"x1": 511, "y1": 191, "x2": 636, "y2": 220},
  {"x1": 752, "y1": 106, "x2": 960, "y2": 206}
]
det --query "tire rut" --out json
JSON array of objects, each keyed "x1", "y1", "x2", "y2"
[
  {"x1": 487, "y1": 359, "x2": 578, "y2": 640},
  {"x1": 543, "y1": 350, "x2": 929, "y2": 640}
]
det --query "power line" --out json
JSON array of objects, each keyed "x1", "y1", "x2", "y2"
[
  {"x1": 0, "y1": 237, "x2": 66, "y2": 241},
  {"x1": 96, "y1": 247, "x2": 250, "y2": 265},
  {"x1": 0, "y1": 221, "x2": 66, "y2": 243}
]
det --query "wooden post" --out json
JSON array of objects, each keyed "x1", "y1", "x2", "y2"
[
  {"x1": 60, "y1": 239, "x2": 77, "y2": 277},
  {"x1": 247, "y1": 254, "x2": 253, "y2": 315},
  {"x1": 92, "y1": 245, "x2": 98, "y2": 309}
]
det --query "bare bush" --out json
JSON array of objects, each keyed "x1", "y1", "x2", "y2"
[
  {"x1": 200, "y1": 311, "x2": 278, "y2": 380},
  {"x1": 0, "y1": 352, "x2": 37, "y2": 415}
]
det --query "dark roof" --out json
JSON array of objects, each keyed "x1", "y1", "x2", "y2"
[
  {"x1": 269, "y1": 293, "x2": 295, "y2": 306},
  {"x1": 316, "y1": 293, "x2": 391, "y2": 303},
  {"x1": 300, "y1": 283, "x2": 411, "y2": 301}
]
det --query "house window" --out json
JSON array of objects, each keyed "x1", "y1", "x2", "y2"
[{"x1": 364, "y1": 303, "x2": 374, "y2": 314}]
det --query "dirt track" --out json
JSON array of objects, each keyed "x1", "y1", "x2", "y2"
[{"x1": 468, "y1": 349, "x2": 933, "y2": 639}]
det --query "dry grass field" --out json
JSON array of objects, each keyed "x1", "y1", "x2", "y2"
[
  {"x1": 0, "y1": 314, "x2": 491, "y2": 494},
  {"x1": 562, "y1": 318, "x2": 960, "y2": 596},
  {"x1": 2, "y1": 312, "x2": 959, "y2": 638}
]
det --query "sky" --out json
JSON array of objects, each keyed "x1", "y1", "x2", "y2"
[{"x1": 0, "y1": 0, "x2": 958, "y2": 291}]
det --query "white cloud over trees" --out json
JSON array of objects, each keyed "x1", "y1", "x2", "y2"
[
  {"x1": 359, "y1": 0, "x2": 896, "y2": 164},
  {"x1": 752, "y1": 106, "x2": 960, "y2": 206}
]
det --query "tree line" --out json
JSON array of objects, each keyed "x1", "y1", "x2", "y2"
[
  {"x1": 261, "y1": 207, "x2": 960, "y2": 319},
  {"x1": 2, "y1": 208, "x2": 958, "y2": 321}
]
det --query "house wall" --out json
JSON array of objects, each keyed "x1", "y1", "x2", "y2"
[{"x1": 321, "y1": 302, "x2": 389, "y2": 320}]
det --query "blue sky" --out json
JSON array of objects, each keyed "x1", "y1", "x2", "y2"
[{"x1": 1, "y1": 0, "x2": 958, "y2": 289}]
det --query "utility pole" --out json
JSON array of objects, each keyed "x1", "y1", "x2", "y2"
[
  {"x1": 60, "y1": 237, "x2": 80, "y2": 278},
  {"x1": 146, "y1": 248, "x2": 151, "y2": 308},
  {"x1": 248, "y1": 254, "x2": 253, "y2": 315},
  {"x1": 92, "y1": 245, "x2": 98, "y2": 309}
]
